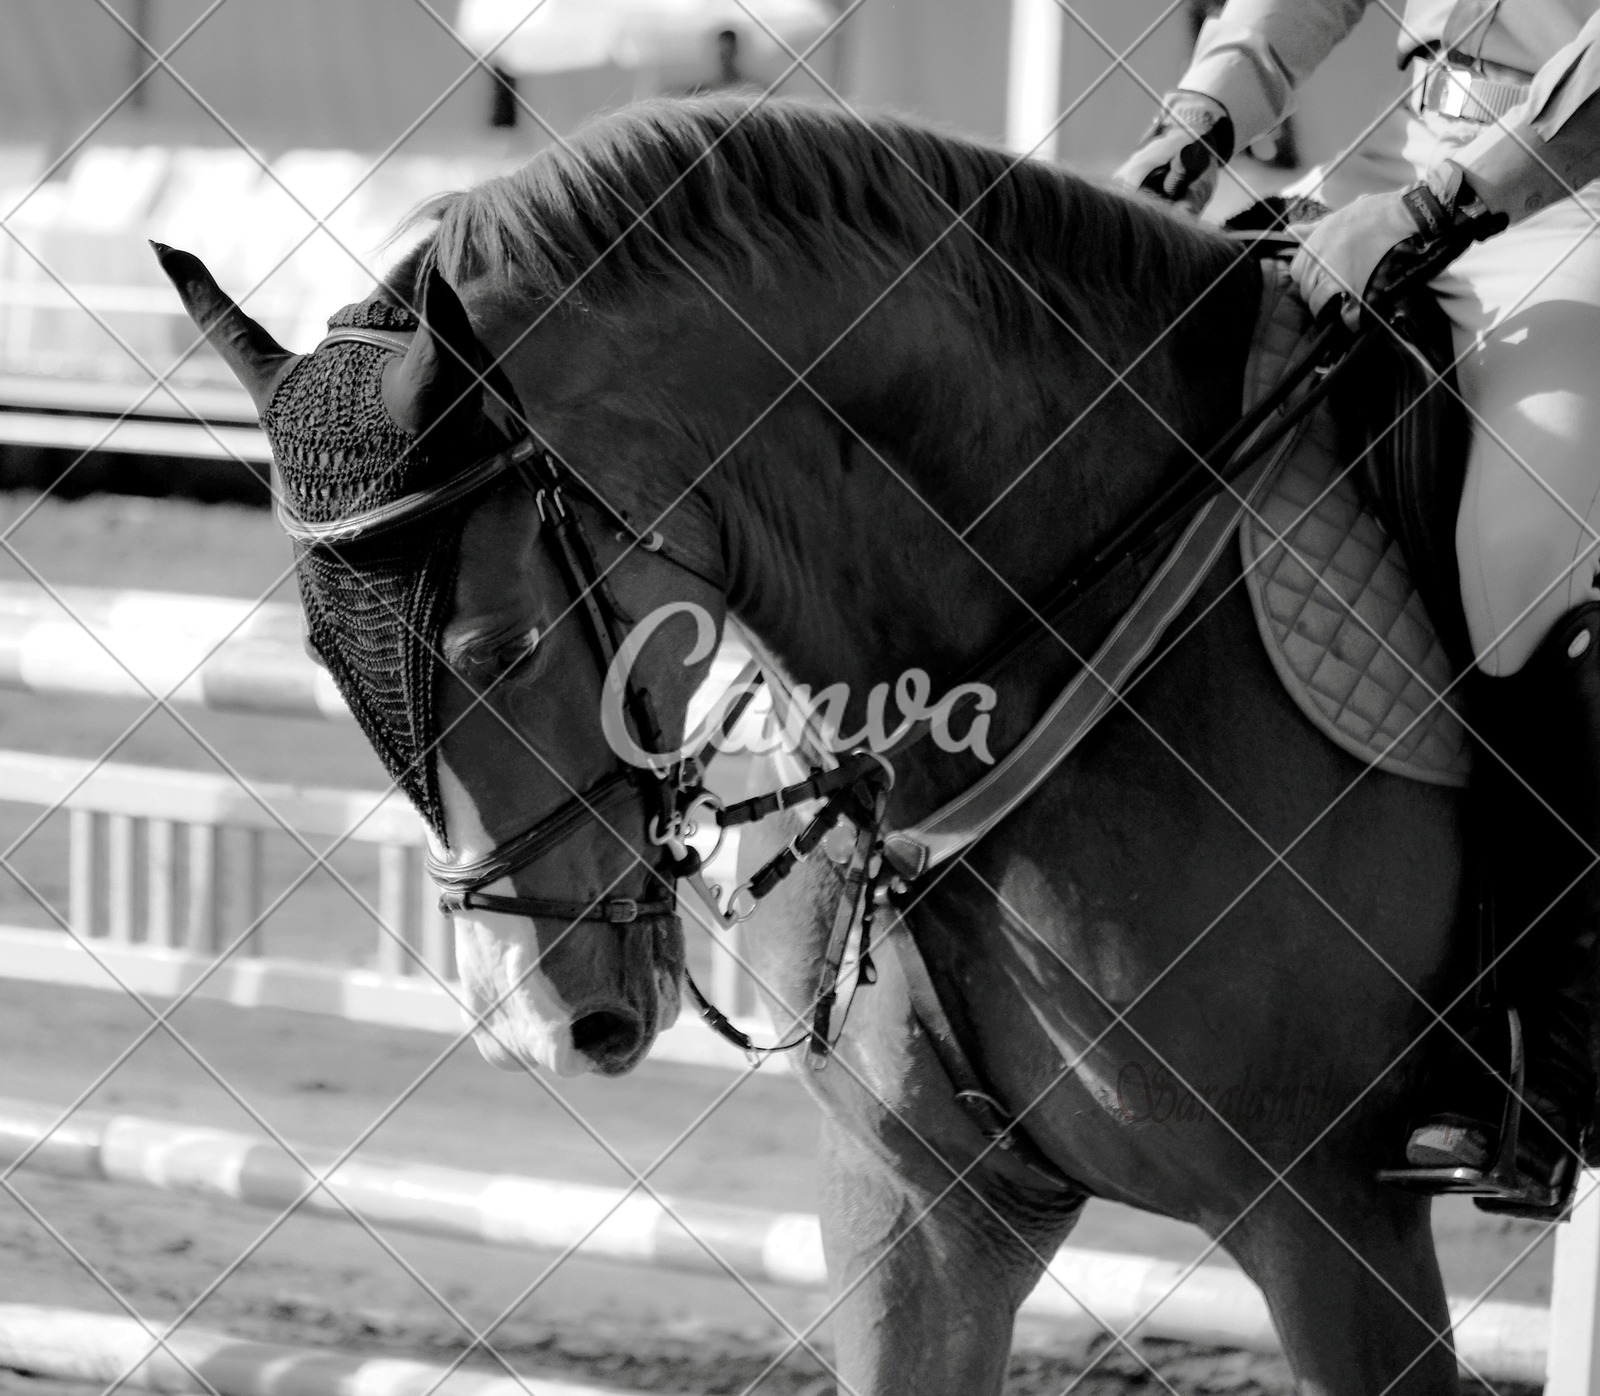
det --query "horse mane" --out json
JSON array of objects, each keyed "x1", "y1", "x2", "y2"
[{"x1": 402, "y1": 97, "x2": 1236, "y2": 348}]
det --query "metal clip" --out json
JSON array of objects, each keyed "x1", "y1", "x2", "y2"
[
  {"x1": 651, "y1": 792, "x2": 724, "y2": 866},
  {"x1": 683, "y1": 871, "x2": 756, "y2": 929}
]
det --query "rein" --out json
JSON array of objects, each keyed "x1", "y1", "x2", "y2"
[{"x1": 286, "y1": 235, "x2": 1470, "y2": 1076}]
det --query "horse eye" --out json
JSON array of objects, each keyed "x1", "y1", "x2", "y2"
[
  {"x1": 494, "y1": 626, "x2": 541, "y2": 673},
  {"x1": 450, "y1": 625, "x2": 540, "y2": 680}
]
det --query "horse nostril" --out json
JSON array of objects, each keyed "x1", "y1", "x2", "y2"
[{"x1": 571, "y1": 1009, "x2": 642, "y2": 1063}]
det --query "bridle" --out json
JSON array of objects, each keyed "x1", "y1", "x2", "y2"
[
  {"x1": 281, "y1": 326, "x2": 896, "y2": 1064},
  {"x1": 280, "y1": 229, "x2": 1473, "y2": 1067},
  {"x1": 269, "y1": 227, "x2": 1492, "y2": 1186}
]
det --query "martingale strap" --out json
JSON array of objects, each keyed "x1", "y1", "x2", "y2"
[{"x1": 891, "y1": 926, "x2": 1075, "y2": 1187}]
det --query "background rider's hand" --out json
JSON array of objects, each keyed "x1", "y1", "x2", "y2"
[
  {"x1": 1290, "y1": 168, "x2": 1506, "y2": 330},
  {"x1": 1113, "y1": 92, "x2": 1234, "y2": 215}
]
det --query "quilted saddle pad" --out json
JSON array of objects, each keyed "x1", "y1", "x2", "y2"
[{"x1": 1239, "y1": 401, "x2": 1471, "y2": 788}]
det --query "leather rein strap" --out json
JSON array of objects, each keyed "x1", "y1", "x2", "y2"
[{"x1": 877, "y1": 236, "x2": 1481, "y2": 880}]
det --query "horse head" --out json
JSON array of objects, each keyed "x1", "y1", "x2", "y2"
[{"x1": 156, "y1": 245, "x2": 726, "y2": 1078}]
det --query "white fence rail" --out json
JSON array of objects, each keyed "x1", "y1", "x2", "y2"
[
  {"x1": 1, "y1": 747, "x2": 437, "y2": 967},
  {"x1": 0, "y1": 1096, "x2": 1550, "y2": 1380},
  {"x1": 0, "y1": 748, "x2": 764, "y2": 1072},
  {"x1": 5, "y1": 584, "x2": 1590, "y2": 1381},
  {"x1": 0, "y1": 583, "x2": 346, "y2": 720},
  {"x1": 0, "y1": 1305, "x2": 637, "y2": 1396}
]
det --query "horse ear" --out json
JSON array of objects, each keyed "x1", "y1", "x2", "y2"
[
  {"x1": 382, "y1": 267, "x2": 485, "y2": 439},
  {"x1": 150, "y1": 241, "x2": 299, "y2": 415}
]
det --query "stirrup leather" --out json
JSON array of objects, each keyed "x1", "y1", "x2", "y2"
[{"x1": 1377, "y1": 1008, "x2": 1578, "y2": 1220}]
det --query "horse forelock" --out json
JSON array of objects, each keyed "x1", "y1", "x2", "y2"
[{"x1": 403, "y1": 98, "x2": 1238, "y2": 351}]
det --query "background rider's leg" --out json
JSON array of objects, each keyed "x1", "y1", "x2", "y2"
[
  {"x1": 816, "y1": 1115, "x2": 1081, "y2": 1396},
  {"x1": 1454, "y1": 300, "x2": 1600, "y2": 677},
  {"x1": 1444, "y1": 236, "x2": 1600, "y2": 1188}
]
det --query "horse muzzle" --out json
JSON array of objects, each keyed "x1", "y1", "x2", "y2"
[{"x1": 456, "y1": 908, "x2": 683, "y2": 1077}]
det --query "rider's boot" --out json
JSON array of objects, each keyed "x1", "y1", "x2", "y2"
[{"x1": 1397, "y1": 602, "x2": 1600, "y2": 1216}]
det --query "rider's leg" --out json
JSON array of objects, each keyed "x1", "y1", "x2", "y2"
[{"x1": 1404, "y1": 286, "x2": 1600, "y2": 1196}]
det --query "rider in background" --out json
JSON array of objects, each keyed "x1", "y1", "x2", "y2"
[{"x1": 1117, "y1": 1, "x2": 1600, "y2": 1212}]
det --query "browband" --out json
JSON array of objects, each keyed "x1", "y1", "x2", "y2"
[
  {"x1": 279, "y1": 325, "x2": 534, "y2": 550},
  {"x1": 316, "y1": 327, "x2": 418, "y2": 356},
  {"x1": 278, "y1": 437, "x2": 538, "y2": 547}
]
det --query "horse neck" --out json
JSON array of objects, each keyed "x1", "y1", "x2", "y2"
[{"x1": 717, "y1": 249, "x2": 1263, "y2": 780}]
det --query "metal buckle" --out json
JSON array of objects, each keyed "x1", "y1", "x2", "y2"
[{"x1": 604, "y1": 899, "x2": 640, "y2": 923}]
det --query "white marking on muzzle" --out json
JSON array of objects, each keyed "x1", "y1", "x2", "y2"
[{"x1": 434, "y1": 758, "x2": 593, "y2": 1077}]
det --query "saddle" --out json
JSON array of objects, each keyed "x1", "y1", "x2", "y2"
[
  {"x1": 1239, "y1": 258, "x2": 1580, "y2": 1217},
  {"x1": 1241, "y1": 261, "x2": 1472, "y2": 786}
]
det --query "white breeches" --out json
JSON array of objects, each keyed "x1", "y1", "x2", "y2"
[{"x1": 1287, "y1": 107, "x2": 1600, "y2": 675}]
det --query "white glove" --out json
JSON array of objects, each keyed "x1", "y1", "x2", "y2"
[
  {"x1": 1113, "y1": 92, "x2": 1234, "y2": 215},
  {"x1": 1291, "y1": 167, "x2": 1506, "y2": 329},
  {"x1": 1290, "y1": 190, "x2": 1425, "y2": 325}
]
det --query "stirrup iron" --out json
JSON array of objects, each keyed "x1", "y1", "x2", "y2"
[{"x1": 1377, "y1": 1008, "x2": 1577, "y2": 1220}]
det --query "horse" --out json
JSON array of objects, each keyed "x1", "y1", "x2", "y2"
[{"x1": 159, "y1": 97, "x2": 1477, "y2": 1394}]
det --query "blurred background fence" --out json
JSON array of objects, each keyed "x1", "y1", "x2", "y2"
[
  {"x1": 0, "y1": 0, "x2": 1410, "y2": 489},
  {"x1": 8, "y1": 6, "x2": 1584, "y2": 1392}
]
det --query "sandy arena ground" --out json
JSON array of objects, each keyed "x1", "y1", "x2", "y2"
[{"x1": 0, "y1": 493, "x2": 1556, "y2": 1394}]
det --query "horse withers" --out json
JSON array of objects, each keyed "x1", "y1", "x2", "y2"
[{"x1": 161, "y1": 98, "x2": 1479, "y2": 1394}]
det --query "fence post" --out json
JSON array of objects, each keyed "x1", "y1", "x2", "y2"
[
  {"x1": 146, "y1": 819, "x2": 174, "y2": 948},
  {"x1": 106, "y1": 814, "x2": 135, "y2": 944},
  {"x1": 377, "y1": 843, "x2": 409, "y2": 977},
  {"x1": 1548, "y1": 1169, "x2": 1600, "y2": 1394},
  {"x1": 1006, "y1": 0, "x2": 1064, "y2": 162},
  {"x1": 240, "y1": 829, "x2": 265, "y2": 957},
  {"x1": 185, "y1": 823, "x2": 218, "y2": 954},
  {"x1": 68, "y1": 810, "x2": 95, "y2": 938}
]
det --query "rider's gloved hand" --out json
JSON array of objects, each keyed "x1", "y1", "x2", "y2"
[
  {"x1": 1291, "y1": 164, "x2": 1508, "y2": 329},
  {"x1": 1113, "y1": 92, "x2": 1234, "y2": 215}
]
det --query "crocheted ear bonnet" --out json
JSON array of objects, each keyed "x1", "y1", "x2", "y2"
[{"x1": 264, "y1": 298, "x2": 460, "y2": 837}]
